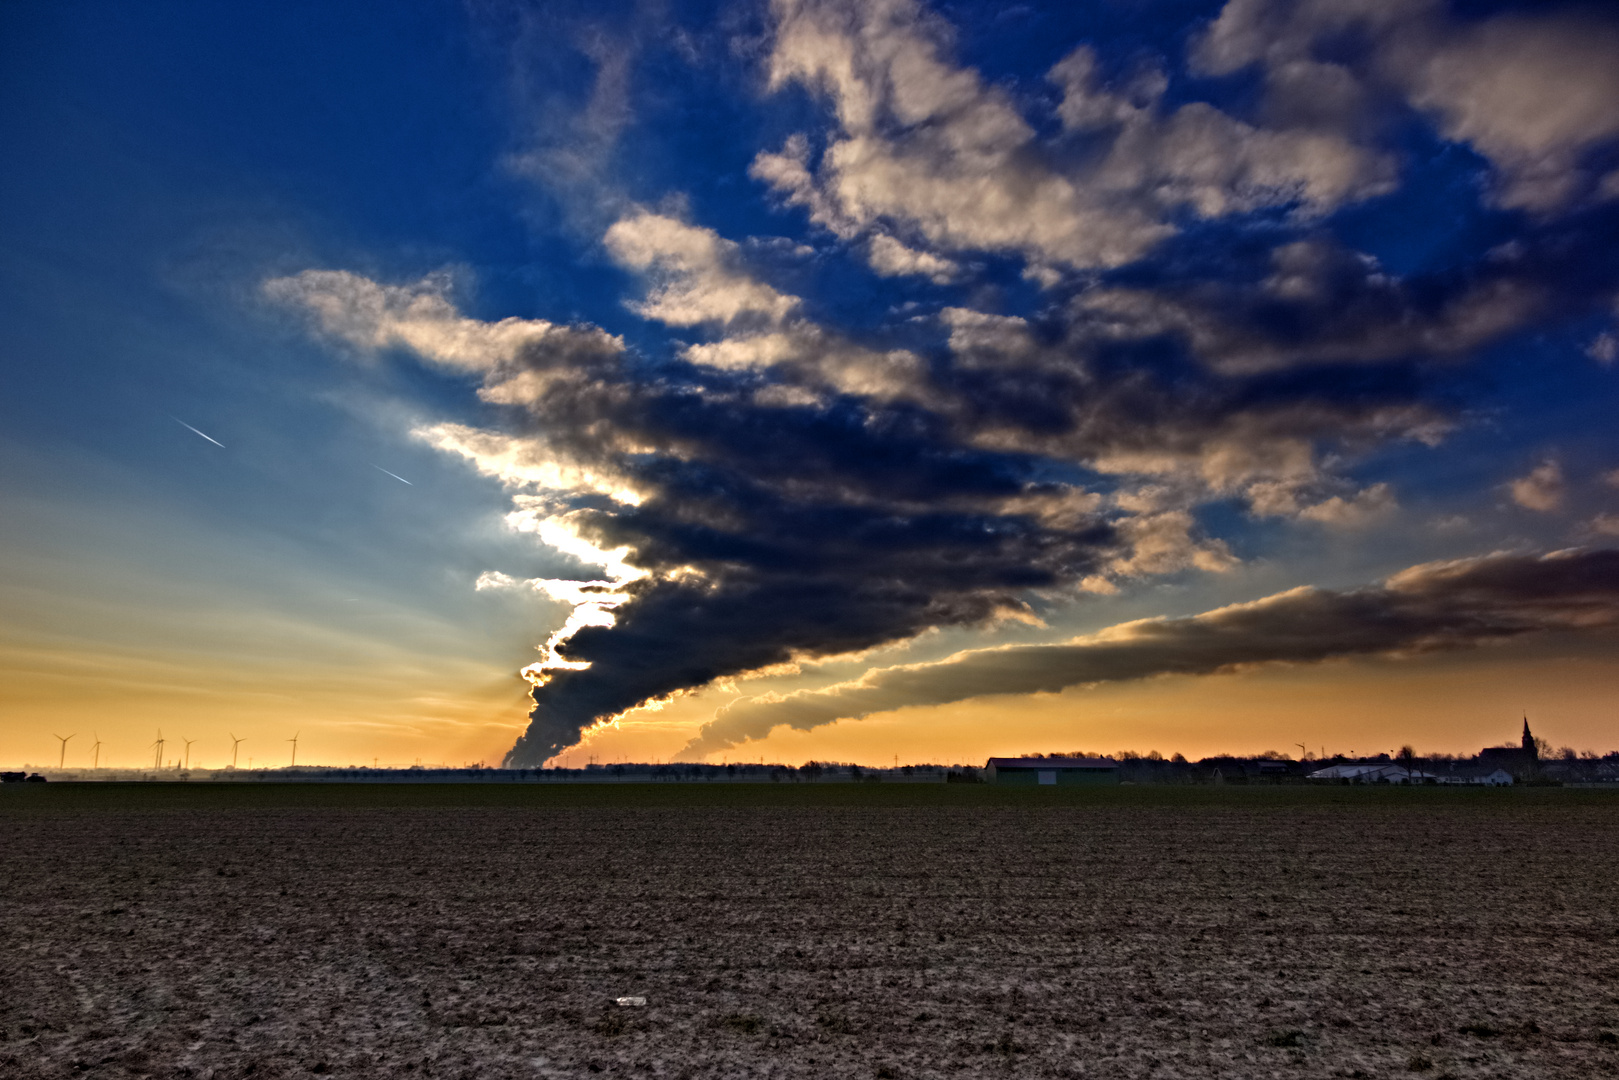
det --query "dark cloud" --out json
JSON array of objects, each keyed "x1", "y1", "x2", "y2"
[
  {"x1": 268, "y1": 230, "x2": 1607, "y2": 767},
  {"x1": 495, "y1": 349, "x2": 1119, "y2": 766},
  {"x1": 684, "y1": 549, "x2": 1619, "y2": 755},
  {"x1": 1070, "y1": 204, "x2": 1619, "y2": 376},
  {"x1": 267, "y1": 0, "x2": 1619, "y2": 768}
]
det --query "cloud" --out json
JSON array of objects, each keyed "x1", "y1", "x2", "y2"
[
  {"x1": 1050, "y1": 46, "x2": 1394, "y2": 219},
  {"x1": 927, "y1": 290, "x2": 1453, "y2": 512},
  {"x1": 1248, "y1": 479, "x2": 1398, "y2": 528},
  {"x1": 262, "y1": 269, "x2": 623, "y2": 377},
  {"x1": 1194, "y1": 0, "x2": 1619, "y2": 212},
  {"x1": 1397, "y1": 15, "x2": 1619, "y2": 211},
  {"x1": 1586, "y1": 514, "x2": 1619, "y2": 539},
  {"x1": 603, "y1": 211, "x2": 799, "y2": 328},
  {"x1": 866, "y1": 233, "x2": 959, "y2": 283},
  {"x1": 271, "y1": 269, "x2": 1143, "y2": 767},
  {"x1": 1510, "y1": 461, "x2": 1565, "y2": 513},
  {"x1": 1106, "y1": 511, "x2": 1237, "y2": 577},
  {"x1": 265, "y1": 0, "x2": 1619, "y2": 771},
  {"x1": 753, "y1": 0, "x2": 1390, "y2": 275},
  {"x1": 269, "y1": 241, "x2": 1530, "y2": 767},
  {"x1": 681, "y1": 548, "x2": 1619, "y2": 756},
  {"x1": 602, "y1": 209, "x2": 937, "y2": 404},
  {"x1": 1591, "y1": 333, "x2": 1618, "y2": 366},
  {"x1": 1070, "y1": 238, "x2": 1547, "y2": 375},
  {"x1": 1297, "y1": 483, "x2": 1397, "y2": 528}
]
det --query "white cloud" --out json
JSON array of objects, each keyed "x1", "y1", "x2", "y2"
[
  {"x1": 1054, "y1": 46, "x2": 1394, "y2": 220},
  {"x1": 1107, "y1": 510, "x2": 1238, "y2": 578},
  {"x1": 1245, "y1": 478, "x2": 1396, "y2": 528},
  {"x1": 263, "y1": 270, "x2": 620, "y2": 374},
  {"x1": 866, "y1": 233, "x2": 959, "y2": 282},
  {"x1": 754, "y1": 0, "x2": 1390, "y2": 277},
  {"x1": 603, "y1": 211, "x2": 799, "y2": 327},
  {"x1": 1194, "y1": 0, "x2": 1619, "y2": 212},
  {"x1": 682, "y1": 329, "x2": 929, "y2": 403},
  {"x1": 1586, "y1": 513, "x2": 1619, "y2": 538},
  {"x1": 1297, "y1": 482, "x2": 1397, "y2": 528},
  {"x1": 1509, "y1": 460, "x2": 1565, "y2": 512},
  {"x1": 1589, "y1": 332, "x2": 1618, "y2": 367},
  {"x1": 603, "y1": 209, "x2": 940, "y2": 403},
  {"x1": 1398, "y1": 16, "x2": 1619, "y2": 211}
]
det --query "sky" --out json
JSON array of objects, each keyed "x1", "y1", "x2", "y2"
[{"x1": 2, "y1": 0, "x2": 1617, "y2": 771}]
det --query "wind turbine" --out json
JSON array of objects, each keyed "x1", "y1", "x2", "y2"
[
  {"x1": 55, "y1": 733, "x2": 75, "y2": 768},
  {"x1": 182, "y1": 738, "x2": 195, "y2": 770},
  {"x1": 230, "y1": 734, "x2": 245, "y2": 769},
  {"x1": 151, "y1": 730, "x2": 165, "y2": 770},
  {"x1": 90, "y1": 732, "x2": 102, "y2": 770},
  {"x1": 288, "y1": 731, "x2": 300, "y2": 767}
]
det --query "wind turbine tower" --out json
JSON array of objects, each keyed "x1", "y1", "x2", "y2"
[
  {"x1": 288, "y1": 731, "x2": 300, "y2": 767},
  {"x1": 91, "y1": 732, "x2": 102, "y2": 770},
  {"x1": 230, "y1": 734, "x2": 244, "y2": 769},
  {"x1": 182, "y1": 738, "x2": 195, "y2": 770},
  {"x1": 55, "y1": 733, "x2": 75, "y2": 768},
  {"x1": 151, "y1": 730, "x2": 165, "y2": 771}
]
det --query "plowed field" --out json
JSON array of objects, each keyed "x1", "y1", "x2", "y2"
[{"x1": 3, "y1": 783, "x2": 1616, "y2": 1078}]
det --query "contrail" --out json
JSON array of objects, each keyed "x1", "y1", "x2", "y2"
[
  {"x1": 171, "y1": 417, "x2": 225, "y2": 448},
  {"x1": 373, "y1": 465, "x2": 413, "y2": 485}
]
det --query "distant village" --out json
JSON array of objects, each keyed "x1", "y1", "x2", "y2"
[{"x1": 6, "y1": 720, "x2": 1616, "y2": 787}]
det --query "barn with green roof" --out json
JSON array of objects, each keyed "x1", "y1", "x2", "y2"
[{"x1": 985, "y1": 757, "x2": 1119, "y2": 785}]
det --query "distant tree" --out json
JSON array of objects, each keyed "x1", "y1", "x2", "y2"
[
  {"x1": 1146, "y1": 750, "x2": 1163, "y2": 761},
  {"x1": 1170, "y1": 753, "x2": 1187, "y2": 764},
  {"x1": 1398, "y1": 746, "x2": 1416, "y2": 773}
]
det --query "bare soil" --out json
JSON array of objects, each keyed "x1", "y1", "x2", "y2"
[{"x1": 2, "y1": 783, "x2": 1617, "y2": 1079}]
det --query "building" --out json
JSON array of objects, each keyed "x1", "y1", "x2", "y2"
[
  {"x1": 1478, "y1": 718, "x2": 1540, "y2": 778},
  {"x1": 1308, "y1": 763, "x2": 1439, "y2": 784},
  {"x1": 984, "y1": 757, "x2": 1119, "y2": 785}
]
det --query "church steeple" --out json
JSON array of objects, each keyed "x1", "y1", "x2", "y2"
[{"x1": 1522, "y1": 717, "x2": 1537, "y2": 759}]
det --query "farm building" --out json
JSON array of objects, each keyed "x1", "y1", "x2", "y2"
[
  {"x1": 1307, "y1": 763, "x2": 1514, "y2": 786},
  {"x1": 985, "y1": 757, "x2": 1119, "y2": 785},
  {"x1": 1461, "y1": 768, "x2": 1515, "y2": 787},
  {"x1": 1308, "y1": 764, "x2": 1436, "y2": 784}
]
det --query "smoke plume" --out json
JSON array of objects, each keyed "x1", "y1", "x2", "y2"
[
  {"x1": 265, "y1": 0, "x2": 1619, "y2": 766},
  {"x1": 682, "y1": 549, "x2": 1619, "y2": 756}
]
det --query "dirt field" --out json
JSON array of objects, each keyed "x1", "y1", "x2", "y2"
[{"x1": 2, "y1": 783, "x2": 1617, "y2": 1079}]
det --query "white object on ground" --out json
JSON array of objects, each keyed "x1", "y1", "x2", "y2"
[{"x1": 615, "y1": 996, "x2": 647, "y2": 1007}]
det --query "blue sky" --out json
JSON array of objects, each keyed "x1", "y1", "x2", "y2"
[{"x1": 3, "y1": 0, "x2": 1617, "y2": 769}]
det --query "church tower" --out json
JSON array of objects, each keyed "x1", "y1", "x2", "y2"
[{"x1": 1522, "y1": 717, "x2": 1538, "y2": 760}]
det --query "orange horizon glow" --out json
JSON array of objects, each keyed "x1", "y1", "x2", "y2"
[{"x1": 8, "y1": 633, "x2": 1615, "y2": 772}]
